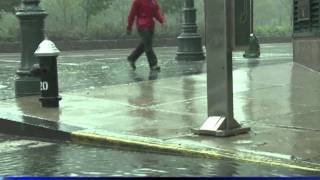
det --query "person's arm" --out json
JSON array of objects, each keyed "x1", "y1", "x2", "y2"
[
  {"x1": 127, "y1": 0, "x2": 139, "y2": 32},
  {"x1": 154, "y1": 1, "x2": 165, "y2": 25}
]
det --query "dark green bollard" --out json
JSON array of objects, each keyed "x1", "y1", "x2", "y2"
[
  {"x1": 176, "y1": 0, "x2": 205, "y2": 61},
  {"x1": 15, "y1": 0, "x2": 48, "y2": 97},
  {"x1": 34, "y1": 39, "x2": 62, "y2": 108},
  {"x1": 243, "y1": 33, "x2": 260, "y2": 58}
]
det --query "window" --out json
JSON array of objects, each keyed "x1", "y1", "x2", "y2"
[{"x1": 297, "y1": 0, "x2": 310, "y2": 21}]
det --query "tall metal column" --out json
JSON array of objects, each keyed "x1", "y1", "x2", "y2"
[
  {"x1": 194, "y1": 0, "x2": 250, "y2": 137},
  {"x1": 176, "y1": 0, "x2": 205, "y2": 61},
  {"x1": 15, "y1": 0, "x2": 47, "y2": 97}
]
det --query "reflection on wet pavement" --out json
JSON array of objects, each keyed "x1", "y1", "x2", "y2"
[{"x1": 0, "y1": 44, "x2": 292, "y2": 99}]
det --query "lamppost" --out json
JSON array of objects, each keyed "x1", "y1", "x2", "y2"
[
  {"x1": 15, "y1": 0, "x2": 48, "y2": 97},
  {"x1": 176, "y1": 0, "x2": 205, "y2": 61},
  {"x1": 243, "y1": 0, "x2": 260, "y2": 58}
]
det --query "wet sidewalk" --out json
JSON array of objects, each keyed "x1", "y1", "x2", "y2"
[{"x1": 1, "y1": 44, "x2": 320, "y2": 172}]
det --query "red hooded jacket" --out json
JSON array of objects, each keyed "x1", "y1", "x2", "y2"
[{"x1": 127, "y1": 0, "x2": 165, "y2": 32}]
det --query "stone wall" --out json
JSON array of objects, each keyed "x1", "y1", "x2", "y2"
[
  {"x1": 293, "y1": 38, "x2": 320, "y2": 72},
  {"x1": 0, "y1": 37, "x2": 291, "y2": 53}
]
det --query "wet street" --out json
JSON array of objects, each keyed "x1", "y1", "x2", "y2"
[{"x1": 0, "y1": 133, "x2": 317, "y2": 177}]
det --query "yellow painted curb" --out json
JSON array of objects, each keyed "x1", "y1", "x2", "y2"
[{"x1": 71, "y1": 131, "x2": 320, "y2": 172}]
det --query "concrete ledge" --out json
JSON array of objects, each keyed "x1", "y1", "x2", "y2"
[
  {"x1": 1, "y1": 114, "x2": 319, "y2": 172},
  {"x1": 71, "y1": 131, "x2": 320, "y2": 172},
  {"x1": 0, "y1": 112, "x2": 83, "y2": 141},
  {"x1": 293, "y1": 38, "x2": 320, "y2": 72},
  {"x1": 0, "y1": 38, "x2": 177, "y2": 53},
  {"x1": 0, "y1": 37, "x2": 291, "y2": 53},
  {"x1": 0, "y1": 118, "x2": 71, "y2": 140},
  {"x1": 0, "y1": 42, "x2": 21, "y2": 53}
]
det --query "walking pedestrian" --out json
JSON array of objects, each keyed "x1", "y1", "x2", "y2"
[{"x1": 127, "y1": 0, "x2": 165, "y2": 71}]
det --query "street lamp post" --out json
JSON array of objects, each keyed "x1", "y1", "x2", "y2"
[
  {"x1": 15, "y1": 0, "x2": 48, "y2": 97},
  {"x1": 176, "y1": 0, "x2": 205, "y2": 61},
  {"x1": 243, "y1": 0, "x2": 260, "y2": 58}
]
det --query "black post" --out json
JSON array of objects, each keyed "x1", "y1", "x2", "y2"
[
  {"x1": 15, "y1": 0, "x2": 48, "y2": 97},
  {"x1": 176, "y1": 0, "x2": 205, "y2": 61},
  {"x1": 250, "y1": 0, "x2": 254, "y2": 33},
  {"x1": 34, "y1": 39, "x2": 62, "y2": 108},
  {"x1": 243, "y1": 0, "x2": 261, "y2": 59}
]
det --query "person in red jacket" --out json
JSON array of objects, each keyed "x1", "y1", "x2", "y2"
[{"x1": 127, "y1": 0, "x2": 165, "y2": 71}]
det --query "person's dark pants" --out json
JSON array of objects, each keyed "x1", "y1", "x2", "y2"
[{"x1": 128, "y1": 29, "x2": 158, "y2": 68}]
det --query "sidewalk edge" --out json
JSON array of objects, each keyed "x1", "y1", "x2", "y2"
[{"x1": 71, "y1": 131, "x2": 320, "y2": 172}]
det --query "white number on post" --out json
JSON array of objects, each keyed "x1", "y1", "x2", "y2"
[{"x1": 40, "y1": 81, "x2": 49, "y2": 91}]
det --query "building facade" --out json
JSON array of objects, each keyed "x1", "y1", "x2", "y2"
[{"x1": 293, "y1": 0, "x2": 320, "y2": 71}]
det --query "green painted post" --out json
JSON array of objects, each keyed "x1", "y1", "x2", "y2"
[
  {"x1": 243, "y1": 33, "x2": 260, "y2": 58},
  {"x1": 233, "y1": 0, "x2": 251, "y2": 49},
  {"x1": 176, "y1": 0, "x2": 205, "y2": 61},
  {"x1": 15, "y1": 0, "x2": 48, "y2": 97},
  {"x1": 243, "y1": 0, "x2": 260, "y2": 58}
]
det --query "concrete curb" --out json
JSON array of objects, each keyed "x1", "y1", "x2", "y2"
[
  {"x1": 0, "y1": 117, "x2": 72, "y2": 141},
  {"x1": 1, "y1": 113, "x2": 320, "y2": 172},
  {"x1": 70, "y1": 130, "x2": 320, "y2": 172}
]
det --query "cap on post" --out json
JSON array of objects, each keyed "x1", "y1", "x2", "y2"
[{"x1": 35, "y1": 39, "x2": 60, "y2": 57}]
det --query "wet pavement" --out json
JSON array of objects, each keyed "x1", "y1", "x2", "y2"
[
  {"x1": 1, "y1": 43, "x2": 320, "y2": 172},
  {"x1": 0, "y1": 44, "x2": 292, "y2": 99}
]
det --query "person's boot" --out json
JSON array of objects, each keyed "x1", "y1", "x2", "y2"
[
  {"x1": 127, "y1": 57, "x2": 136, "y2": 71},
  {"x1": 150, "y1": 65, "x2": 161, "y2": 72}
]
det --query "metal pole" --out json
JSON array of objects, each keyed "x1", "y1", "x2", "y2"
[
  {"x1": 176, "y1": 0, "x2": 205, "y2": 61},
  {"x1": 15, "y1": 0, "x2": 48, "y2": 97},
  {"x1": 250, "y1": 0, "x2": 254, "y2": 33},
  {"x1": 193, "y1": 0, "x2": 250, "y2": 137},
  {"x1": 243, "y1": 0, "x2": 260, "y2": 59}
]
